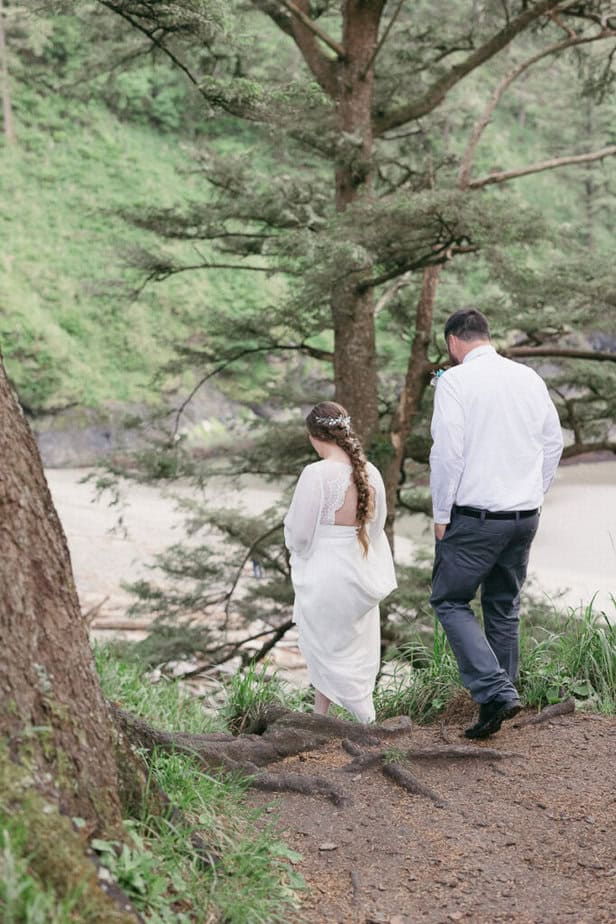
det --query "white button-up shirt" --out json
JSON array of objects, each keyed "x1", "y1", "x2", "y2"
[{"x1": 429, "y1": 345, "x2": 564, "y2": 523}]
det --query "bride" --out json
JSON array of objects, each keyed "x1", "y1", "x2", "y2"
[{"x1": 284, "y1": 401, "x2": 397, "y2": 723}]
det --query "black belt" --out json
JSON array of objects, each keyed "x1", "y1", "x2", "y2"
[{"x1": 453, "y1": 505, "x2": 539, "y2": 521}]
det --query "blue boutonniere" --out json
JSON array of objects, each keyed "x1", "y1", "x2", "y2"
[{"x1": 430, "y1": 369, "x2": 445, "y2": 387}]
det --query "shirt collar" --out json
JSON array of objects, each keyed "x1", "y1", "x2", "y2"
[{"x1": 462, "y1": 344, "x2": 496, "y2": 364}]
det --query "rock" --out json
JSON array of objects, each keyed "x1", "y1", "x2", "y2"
[
  {"x1": 379, "y1": 715, "x2": 413, "y2": 731},
  {"x1": 318, "y1": 842, "x2": 338, "y2": 851}
]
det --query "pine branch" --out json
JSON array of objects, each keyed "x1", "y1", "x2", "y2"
[
  {"x1": 132, "y1": 259, "x2": 299, "y2": 297},
  {"x1": 374, "y1": 271, "x2": 412, "y2": 315},
  {"x1": 505, "y1": 347, "x2": 616, "y2": 362},
  {"x1": 375, "y1": 0, "x2": 579, "y2": 135},
  {"x1": 276, "y1": 0, "x2": 345, "y2": 58},
  {"x1": 224, "y1": 521, "x2": 285, "y2": 627},
  {"x1": 361, "y1": 0, "x2": 405, "y2": 79},
  {"x1": 458, "y1": 29, "x2": 616, "y2": 188},
  {"x1": 359, "y1": 244, "x2": 479, "y2": 291},
  {"x1": 468, "y1": 146, "x2": 616, "y2": 189},
  {"x1": 241, "y1": 619, "x2": 294, "y2": 667},
  {"x1": 171, "y1": 343, "x2": 333, "y2": 439},
  {"x1": 96, "y1": 1, "x2": 203, "y2": 93},
  {"x1": 252, "y1": 0, "x2": 339, "y2": 95}
]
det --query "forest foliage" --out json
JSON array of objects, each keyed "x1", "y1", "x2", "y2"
[
  {"x1": 2, "y1": 1, "x2": 615, "y2": 418},
  {"x1": 2, "y1": 1, "x2": 615, "y2": 660}
]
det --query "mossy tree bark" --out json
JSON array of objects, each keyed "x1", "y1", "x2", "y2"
[{"x1": 0, "y1": 354, "x2": 125, "y2": 833}]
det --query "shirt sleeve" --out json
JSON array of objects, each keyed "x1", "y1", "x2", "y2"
[
  {"x1": 283, "y1": 464, "x2": 322, "y2": 558},
  {"x1": 429, "y1": 375, "x2": 465, "y2": 524},
  {"x1": 541, "y1": 388, "x2": 564, "y2": 494}
]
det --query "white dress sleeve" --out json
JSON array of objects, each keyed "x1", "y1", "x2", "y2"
[
  {"x1": 284, "y1": 464, "x2": 323, "y2": 559},
  {"x1": 366, "y1": 462, "x2": 387, "y2": 539}
]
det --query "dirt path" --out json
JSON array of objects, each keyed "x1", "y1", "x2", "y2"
[{"x1": 250, "y1": 706, "x2": 616, "y2": 924}]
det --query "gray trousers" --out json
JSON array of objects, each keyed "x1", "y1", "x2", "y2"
[{"x1": 430, "y1": 507, "x2": 539, "y2": 704}]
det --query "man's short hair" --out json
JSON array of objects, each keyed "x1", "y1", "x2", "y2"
[{"x1": 444, "y1": 309, "x2": 490, "y2": 342}]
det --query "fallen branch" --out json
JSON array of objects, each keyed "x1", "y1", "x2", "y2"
[
  {"x1": 513, "y1": 697, "x2": 575, "y2": 728},
  {"x1": 90, "y1": 619, "x2": 153, "y2": 631},
  {"x1": 405, "y1": 745, "x2": 516, "y2": 760}
]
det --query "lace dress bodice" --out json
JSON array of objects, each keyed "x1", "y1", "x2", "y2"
[
  {"x1": 320, "y1": 465, "x2": 353, "y2": 525},
  {"x1": 284, "y1": 458, "x2": 387, "y2": 558}
]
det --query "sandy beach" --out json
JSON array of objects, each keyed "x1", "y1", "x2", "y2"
[{"x1": 46, "y1": 460, "x2": 615, "y2": 624}]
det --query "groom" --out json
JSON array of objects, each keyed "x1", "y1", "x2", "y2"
[{"x1": 429, "y1": 309, "x2": 563, "y2": 738}]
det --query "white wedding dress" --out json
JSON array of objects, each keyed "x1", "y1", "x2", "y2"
[{"x1": 284, "y1": 459, "x2": 397, "y2": 723}]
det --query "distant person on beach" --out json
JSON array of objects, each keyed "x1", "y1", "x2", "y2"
[
  {"x1": 429, "y1": 309, "x2": 564, "y2": 739},
  {"x1": 284, "y1": 402, "x2": 397, "y2": 723}
]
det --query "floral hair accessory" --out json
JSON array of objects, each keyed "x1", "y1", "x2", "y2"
[
  {"x1": 430, "y1": 369, "x2": 445, "y2": 388},
  {"x1": 315, "y1": 414, "x2": 351, "y2": 432}
]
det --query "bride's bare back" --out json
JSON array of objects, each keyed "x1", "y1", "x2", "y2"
[{"x1": 333, "y1": 470, "x2": 375, "y2": 526}]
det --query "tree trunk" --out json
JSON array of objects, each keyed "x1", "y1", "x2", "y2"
[
  {"x1": 0, "y1": 0, "x2": 16, "y2": 144},
  {"x1": 383, "y1": 265, "x2": 441, "y2": 545},
  {"x1": 331, "y1": 1, "x2": 384, "y2": 443},
  {"x1": 0, "y1": 355, "x2": 123, "y2": 832}
]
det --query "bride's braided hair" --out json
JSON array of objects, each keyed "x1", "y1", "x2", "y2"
[{"x1": 305, "y1": 401, "x2": 374, "y2": 556}]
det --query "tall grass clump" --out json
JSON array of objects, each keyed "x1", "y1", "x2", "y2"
[
  {"x1": 220, "y1": 661, "x2": 311, "y2": 734},
  {"x1": 375, "y1": 621, "x2": 461, "y2": 723},
  {"x1": 375, "y1": 599, "x2": 616, "y2": 722},
  {"x1": 94, "y1": 641, "x2": 223, "y2": 733},
  {"x1": 519, "y1": 600, "x2": 616, "y2": 712}
]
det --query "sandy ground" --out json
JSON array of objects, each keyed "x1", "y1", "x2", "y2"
[{"x1": 46, "y1": 460, "x2": 616, "y2": 626}]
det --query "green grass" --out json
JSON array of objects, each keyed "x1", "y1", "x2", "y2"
[
  {"x1": 375, "y1": 600, "x2": 616, "y2": 722},
  {"x1": 519, "y1": 600, "x2": 616, "y2": 712},
  {"x1": 375, "y1": 621, "x2": 461, "y2": 723},
  {"x1": 92, "y1": 644, "x2": 305, "y2": 923},
  {"x1": 220, "y1": 660, "x2": 311, "y2": 735},
  {"x1": 95, "y1": 642, "x2": 223, "y2": 734}
]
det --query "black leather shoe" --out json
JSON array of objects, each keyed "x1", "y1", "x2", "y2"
[{"x1": 464, "y1": 697, "x2": 521, "y2": 739}]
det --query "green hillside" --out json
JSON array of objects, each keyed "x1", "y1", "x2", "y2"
[{"x1": 0, "y1": 89, "x2": 267, "y2": 413}]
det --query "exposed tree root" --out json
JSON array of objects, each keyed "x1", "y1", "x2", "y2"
[
  {"x1": 341, "y1": 743, "x2": 515, "y2": 774},
  {"x1": 112, "y1": 704, "x2": 412, "y2": 771},
  {"x1": 513, "y1": 697, "x2": 575, "y2": 728},
  {"x1": 382, "y1": 762, "x2": 447, "y2": 807},
  {"x1": 341, "y1": 738, "x2": 364, "y2": 757},
  {"x1": 111, "y1": 704, "x2": 412, "y2": 803},
  {"x1": 250, "y1": 771, "x2": 348, "y2": 805},
  {"x1": 341, "y1": 751, "x2": 387, "y2": 773},
  {"x1": 337, "y1": 737, "x2": 519, "y2": 808}
]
